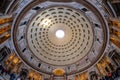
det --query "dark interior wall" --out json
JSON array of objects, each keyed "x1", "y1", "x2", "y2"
[
  {"x1": 0, "y1": 0, "x2": 11, "y2": 13},
  {"x1": 112, "y1": 3, "x2": 120, "y2": 17}
]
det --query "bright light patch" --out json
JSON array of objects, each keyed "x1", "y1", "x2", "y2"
[{"x1": 55, "y1": 30, "x2": 65, "y2": 39}]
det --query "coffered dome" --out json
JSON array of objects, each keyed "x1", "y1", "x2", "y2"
[
  {"x1": 27, "y1": 6, "x2": 94, "y2": 65},
  {"x1": 12, "y1": 1, "x2": 109, "y2": 75}
]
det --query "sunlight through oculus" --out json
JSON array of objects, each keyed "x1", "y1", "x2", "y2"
[{"x1": 55, "y1": 30, "x2": 65, "y2": 39}]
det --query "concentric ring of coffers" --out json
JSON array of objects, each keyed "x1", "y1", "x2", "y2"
[{"x1": 12, "y1": 1, "x2": 109, "y2": 75}]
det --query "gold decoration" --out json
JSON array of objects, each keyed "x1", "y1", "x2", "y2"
[{"x1": 53, "y1": 68, "x2": 65, "y2": 76}]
